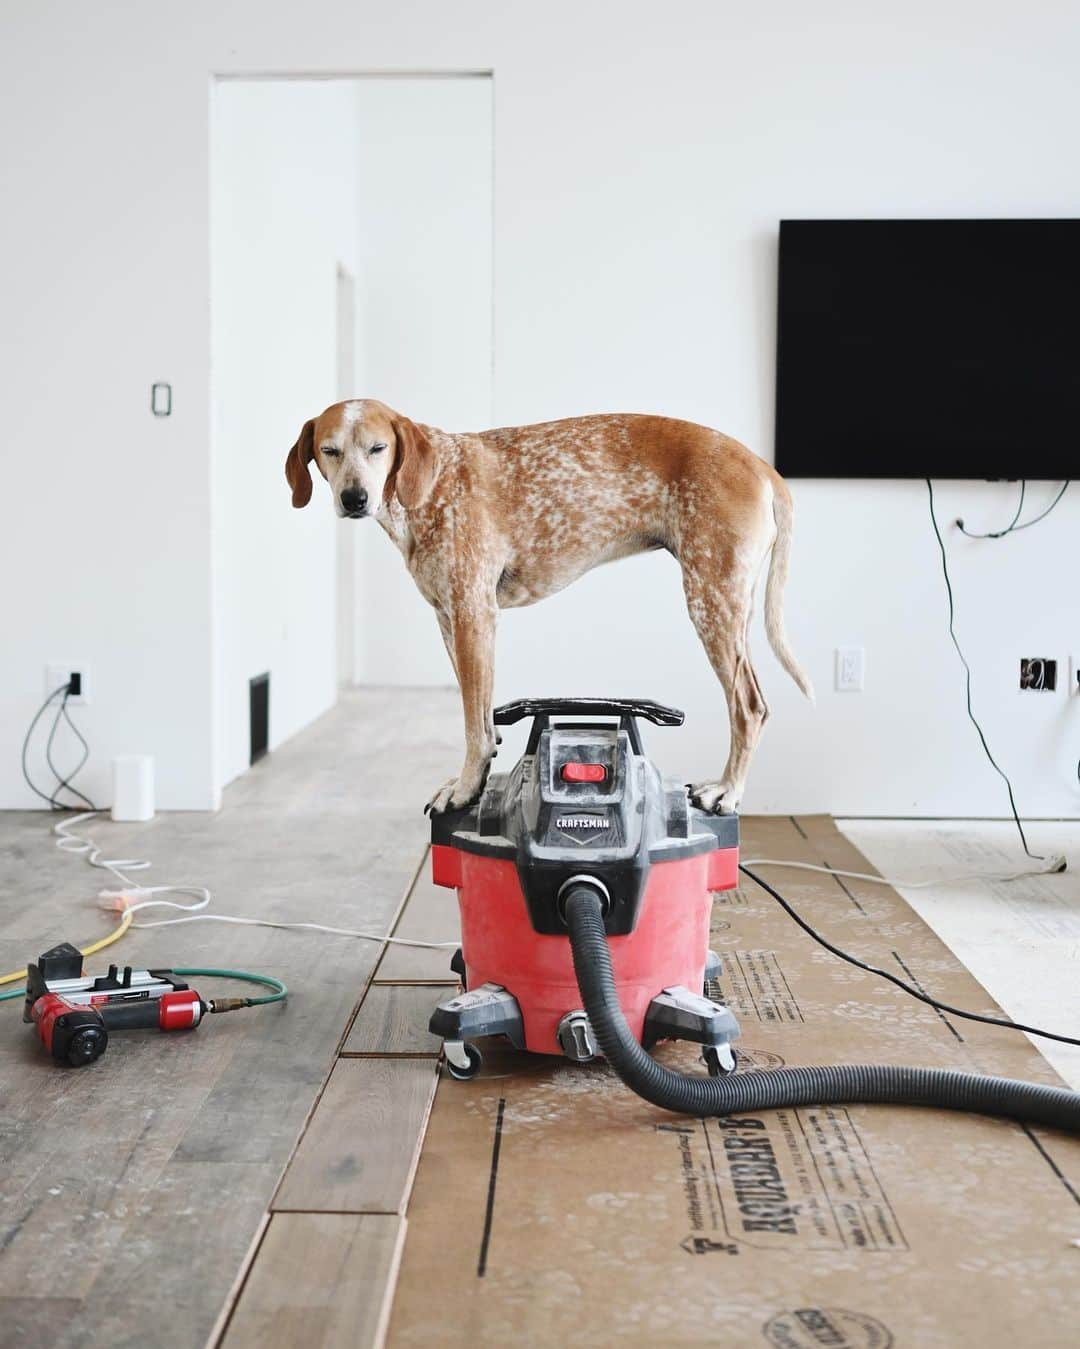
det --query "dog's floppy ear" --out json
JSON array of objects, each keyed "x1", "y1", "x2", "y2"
[
  {"x1": 391, "y1": 415, "x2": 438, "y2": 510},
  {"x1": 285, "y1": 419, "x2": 316, "y2": 508}
]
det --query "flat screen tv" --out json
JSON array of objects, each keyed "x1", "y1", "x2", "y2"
[{"x1": 775, "y1": 219, "x2": 1079, "y2": 479}]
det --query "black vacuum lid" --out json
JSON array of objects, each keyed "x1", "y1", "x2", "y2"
[{"x1": 431, "y1": 698, "x2": 738, "y2": 935}]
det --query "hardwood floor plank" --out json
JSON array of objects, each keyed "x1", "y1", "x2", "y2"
[
  {"x1": 0, "y1": 687, "x2": 461, "y2": 1349},
  {"x1": 272, "y1": 1059, "x2": 438, "y2": 1214},
  {"x1": 342, "y1": 985, "x2": 444, "y2": 1056},
  {"x1": 223, "y1": 1213, "x2": 404, "y2": 1349},
  {"x1": 59, "y1": 1160, "x2": 282, "y2": 1349},
  {"x1": 374, "y1": 863, "x2": 461, "y2": 984},
  {"x1": 0, "y1": 1299, "x2": 83, "y2": 1346}
]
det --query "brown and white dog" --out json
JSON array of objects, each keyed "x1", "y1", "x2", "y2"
[{"x1": 285, "y1": 400, "x2": 811, "y2": 814}]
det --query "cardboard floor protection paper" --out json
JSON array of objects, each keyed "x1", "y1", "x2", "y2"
[{"x1": 386, "y1": 817, "x2": 1080, "y2": 1347}]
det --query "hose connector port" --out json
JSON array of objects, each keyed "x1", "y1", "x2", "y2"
[
  {"x1": 556, "y1": 875, "x2": 611, "y2": 925},
  {"x1": 557, "y1": 1009, "x2": 598, "y2": 1061}
]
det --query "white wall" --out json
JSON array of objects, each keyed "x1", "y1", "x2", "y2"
[
  {"x1": 211, "y1": 79, "x2": 361, "y2": 791},
  {"x1": 494, "y1": 478, "x2": 1078, "y2": 816},
  {"x1": 0, "y1": 8, "x2": 216, "y2": 809},
  {"x1": 3, "y1": 2, "x2": 1078, "y2": 817},
  {"x1": 350, "y1": 76, "x2": 493, "y2": 687}
]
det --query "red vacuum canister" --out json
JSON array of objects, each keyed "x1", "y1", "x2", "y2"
[{"x1": 429, "y1": 698, "x2": 741, "y2": 1079}]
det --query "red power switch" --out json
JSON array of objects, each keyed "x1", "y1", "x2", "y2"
[{"x1": 561, "y1": 762, "x2": 606, "y2": 784}]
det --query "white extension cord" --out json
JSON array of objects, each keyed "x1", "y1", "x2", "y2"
[
  {"x1": 740, "y1": 854, "x2": 1068, "y2": 889},
  {"x1": 53, "y1": 814, "x2": 1064, "y2": 954},
  {"x1": 54, "y1": 812, "x2": 459, "y2": 951}
]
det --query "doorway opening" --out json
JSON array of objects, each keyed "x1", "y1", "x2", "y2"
[{"x1": 211, "y1": 73, "x2": 493, "y2": 792}]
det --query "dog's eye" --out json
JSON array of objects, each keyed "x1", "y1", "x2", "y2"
[
  {"x1": 321, "y1": 446, "x2": 341, "y2": 458},
  {"x1": 370, "y1": 443, "x2": 387, "y2": 454}
]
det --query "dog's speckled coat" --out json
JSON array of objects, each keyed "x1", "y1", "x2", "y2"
[{"x1": 285, "y1": 400, "x2": 811, "y2": 813}]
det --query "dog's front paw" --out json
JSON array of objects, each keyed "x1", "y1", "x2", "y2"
[
  {"x1": 425, "y1": 768, "x2": 488, "y2": 816},
  {"x1": 689, "y1": 781, "x2": 742, "y2": 816},
  {"x1": 425, "y1": 778, "x2": 461, "y2": 815}
]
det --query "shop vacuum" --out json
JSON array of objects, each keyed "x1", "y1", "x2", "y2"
[{"x1": 429, "y1": 698, "x2": 1080, "y2": 1132}]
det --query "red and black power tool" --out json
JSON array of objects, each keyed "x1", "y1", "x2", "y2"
[
  {"x1": 428, "y1": 698, "x2": 742, "y2": 1079},
  {"x1": 24, "y1": 943, "x2": 205, "y2": 1066}
]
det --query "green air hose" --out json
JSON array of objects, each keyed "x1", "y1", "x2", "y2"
[
  {"x1": 174, "y1": 967, "x2": 287, "y2": 1007},
  {"x1": 2, "y1": 967, "x2": 287, "y2": 1006}
]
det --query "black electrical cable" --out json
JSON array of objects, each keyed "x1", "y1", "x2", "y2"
[
  {"x1": 45, "y1": 694, "x2": 70, "y2": 807},
  {"x1": 1007, "y1": 480, "x2": 1070, "y2": 529},
  {"x1": 21, "y1": 682, "x2": 97, "y2": 812},
  {"x1": 926, "y1": 478, "x2": 1041, "y2": 861},
  {"x1": 563, "y1": 885, "x2": 1080, "y2": 1130},
  {"x1": 46, "y1": 689, "x2": 96, "y2": 811},
  {"x1": 956, "y1": 480, "x2": 1069, "y2": 539},
  {"x1": 21, "y1": 684, "x2": 75, "y2": 808},
  {"x1": 956, "y1": 479, "x2": 1026, "y2": 538},
  {"x1": 61, "y1": 702, "x2": 95, "y2": 796},
  {"x1": 739, "y1": 863, "x2": 1080, "y2": 1047},
  {"x1": 44, "y1": 692, "x2": 66, "y2": 786}
]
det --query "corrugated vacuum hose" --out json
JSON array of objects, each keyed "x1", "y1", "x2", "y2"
[{"x1": 562, "y1": 885, "x2": 1080, "y2": 1133}]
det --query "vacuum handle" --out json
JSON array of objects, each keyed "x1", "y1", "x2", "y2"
[{"x1": 493, "y1": 698, "x2": 684, "y2": 728}]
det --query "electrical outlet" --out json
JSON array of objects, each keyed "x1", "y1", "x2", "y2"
[
  {"x1": 1019, "y1": 657, "x2": 1056, "y2": 692},
  {"x1": 835, "y1": 646, "x2": 865, "y2": 692},
  {"x1": 45, "y1": 663, "x2": 89, "y2": 705}
]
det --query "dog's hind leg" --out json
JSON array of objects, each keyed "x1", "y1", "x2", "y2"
[{"x1": 680, "y1": 543, "x2": 769, "y2": 815}]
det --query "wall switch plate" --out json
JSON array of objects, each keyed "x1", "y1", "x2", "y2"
[
  {"x1": 835, "y1": 646, "x2": 865, "y2": 692},
  {"x1": 45, "y1": 663, "x2": 89, "y2": 705}
]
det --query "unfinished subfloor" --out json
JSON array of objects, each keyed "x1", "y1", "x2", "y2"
[{"x1": 1, "y1": 689, "x2": 1077, "y2": 1347}]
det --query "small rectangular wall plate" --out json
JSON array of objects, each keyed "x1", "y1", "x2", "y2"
[
  {"x1": 45, "y1": 663, "x2": 89, "y2": 705},
  {"x1": 835, "y1": 646, "x2": 865, "y2": 692}
]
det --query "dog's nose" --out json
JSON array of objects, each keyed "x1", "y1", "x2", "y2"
[{"x1": 340, "y1": 486, "x2": 368, "y2": 517}]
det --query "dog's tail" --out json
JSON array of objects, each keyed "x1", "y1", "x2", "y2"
[{"x1": 764, "y1": 480, "x2": 814, "y2": 701}]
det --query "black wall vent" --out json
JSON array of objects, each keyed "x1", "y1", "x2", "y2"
[{"x1": 250, "y1": 673, "x2": 270, "y2": 764}]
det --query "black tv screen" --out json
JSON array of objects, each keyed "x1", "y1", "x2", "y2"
[{"x1": 775, "y1": 219, "x2": 1079, "y2": 479}]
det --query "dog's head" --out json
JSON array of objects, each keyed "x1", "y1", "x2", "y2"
[{"x1": 285, "y1": 399, "x2": 438, "y2": 518}]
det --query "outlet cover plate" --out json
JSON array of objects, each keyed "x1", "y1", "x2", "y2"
[
  {"x1": 835, "y1": 646, "x2": 865, "y2": 692},
  {"x1": 45, "y1": 663, "x2": 89, "y2": 705}
]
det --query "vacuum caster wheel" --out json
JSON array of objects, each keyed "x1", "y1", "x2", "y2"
[
  {"x1": 702, "y1": 1046, "x2": 736, "y2": 1077},
  {"x1": 445, "y1": 1042, "x2": 483, "y2": 1080}
]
